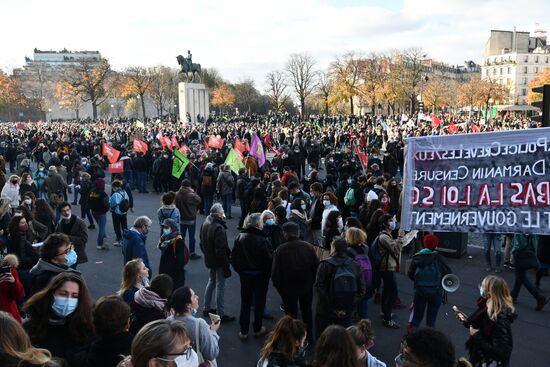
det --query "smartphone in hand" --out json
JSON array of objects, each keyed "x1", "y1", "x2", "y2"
[{"x1": 452, "y1": 305, "x2": 467, "y2": 322}]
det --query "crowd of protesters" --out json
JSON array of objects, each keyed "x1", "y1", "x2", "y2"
[{"x1": 0, "y1": 111, "x2": 547, "y2": 367}]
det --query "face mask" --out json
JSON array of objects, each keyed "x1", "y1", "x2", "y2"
[
  {"x1": 479, "y1": 286, "x2": 485, "y2": 298},
  {"x1": 62, "y1": 211, "x2": 71, "y2": 220},
  {"x1": 301, "y1": 204, "x2": 307, "y2": 211},
  {"x1": 19, "y1": 223, "x2": 29, "y2": 232},
  {"x1": 65, "y1": 249, "x2": 77, "y2": 267},
  {"x1": 140, "y1": 276, "x2": 150, "y2": 287},
  {"x1": 191, "y1": 308, "x2": 197, "y2": 317},
  {"x1": 39, "y1": 167, "x2": 44, "y2": 171},
  {"x1": 347, "y1": 179, "x2": 352, "y2": 184},
  {"x1": 174, "y1": 349, "x2": 198, "y2": 367},
  {"x1": 26, "y1": 178, "x2": 32, "y2": 183},
  {"x1": 329, "y1": 159, "x2": 334, "y2": 163},
  {"x1": 52, "y1": 296, "x2": 78, "y2": 317},
  {"x1": 265, "y1": 219, "x2": 275, "y2": 226},
  {"x1": 323, "y1": 200, "x2": 330, "y2": 207},
  {"x1": 24, "y1": 199, "x2": 32, "y2": 205},
  {"x1": 142, "y1": 229, "x2": 149, "y2": 236},
  {"x1": 162, "y1": 228, "x2": 172, "y2": 236},
  {"x1": 389, "y1": 221, "x2": 397, "y2": 230}
]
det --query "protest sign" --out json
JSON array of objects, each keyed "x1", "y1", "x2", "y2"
[{"x1": 401, "y1": 128, "x2": 550, "y2": 234}]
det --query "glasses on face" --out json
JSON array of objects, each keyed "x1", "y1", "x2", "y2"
[
  {"x1": 57, "y1": 244, "x2": 74, "y2": 256},
  {"x1": 156, "y1": 345, "x2": 193, "y2": 362}
]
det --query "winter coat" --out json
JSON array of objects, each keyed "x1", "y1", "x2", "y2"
[
  {"x1": 175, "y1": 187, "x2": 201, "y2": 221},
  {"x1": 464, "y1": 298, "x2": 516, "y2": 367},
  {"x1": 78, "y1": 179, "x2": 93, "y2": 206},
  {"x1": 0, "y1": 267, "x2": 25, "y2": 323},
  {"x1": 42, "y1": 172, "x2": 67, "y2": 194},
  {"x1": 200, "y1": 167, "x2": 216, "y2": 195},
  {"x1": 263, "y1": 224, "x2": 284, "y2": 251},
  {"x1": 377, "y1": 230, "x2": 403, "y2": 272},
  {"x1": 55, "y1": 215, "x2": 88, "y2": 264},
  {"x1": 19, "y1": 182, "x2": 39, "y2": 197},
  {"x1": 130, "y1": 287, "x2": 166, "y2": 334},
  {"x1": 231, "y1": 227, "x2": 273, "y2": 275},
  {"x1": 1, "y1": 182, "x2": 20, "y2": 208},
  {"x1": 216, "y1": 170, "x2": 234, "y2": 196},
  {"x1": 289, "y1": 210, "x2": 309, "y2": 241},
  {"x1": 123, "y1": 228, "x2": 151, "y2": 274},
  {"x1": 272, "y1": 238, "x2": 318, "y2": 295},
  {"x1": 109, "y1": 189, "x2": 129, "y2": 215},
  {"x1": 71, "y1": 331, "x2": 133, "y2": 367},
  {"x1": 88, "y1": 189, "x2": 109, "y2": 215},
  {"x1": 29, "y1": 259, "x2": 80, "y2": 296},
  {"x1": 158, "y1": 233, "x2": 188, "y2": 289},
  {"x1": 7, "y1": 233, "x2": 39, "y2": 271},
  {"x1": 407, "y1": 249, "x2": 451, "y2": 293},
  {"x1": 0, "y1": 353, "x2": 63, "y2": 367},
  {"x1": 200, "y1": 215, "x2": 230, "y2": 270},
  {"x1": 309, "y1": 195, "x2": 324, "y2": 231}
]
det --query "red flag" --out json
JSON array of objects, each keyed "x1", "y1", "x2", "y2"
[
  {"x1": 355, "y1": 146, "x2": 368, "y2": 174},
  {"x1": 108, "y1": 161, "x2": 124, "y2": 173},
  {"x1": 244, "y1": 140, "x2": 250, "y2": 153},
  {"x1": 207, "y1": 135, "x2": 224, "y2": 149},
  {"x1": 102, "y1": 143, "x2": 120, "y2": 164},
  {"x1": 157, "y1": 132, "x2": 166, "y2": 147},
  {"x1": 171, "y1": 136, "x2": 180, "y2": 149},
  {"x1": 447, "y1": 122, "x2": 458, "y2": 135},
  {"x1": 133, "y1": 138, "x2": 148, "y2": 153},
  {"x1": 431, "y1": 114, "x2": 441, "y2": 127},
  {"x1": 164, "y1": 137, "x2": 173, "y2": 151},
  {"x1": 234, "y1": 148, "x2": 244, "y2": 161},
  {"x1": 180, "y1": 144, "x2": 192, "y2": 155},
  {"x1": 263, "y1": 134, "x2": 282, "y2": 156},
  {"x1": 471, "y1": 123, "x2": 480, "y2": 133},
  {"x1": 16, "y1": 122, "x2": 25, "y2": 129},
  {"x1": 234, "y1": 138, "x2": 246, "y2": 154}
]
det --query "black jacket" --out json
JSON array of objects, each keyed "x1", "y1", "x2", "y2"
[
  {"x1": 29, "y1": 259, "x2": 80, "y2": 296},
  {"x1": 158, "y1": 234, "x2": 188, "y2": 289},
  {"x1": 272, "y1": 238, "x2": 318, "y2": 295},
  {"x1": 200, "y1": 215, "x2": 230, "y2": 269},
  {"x1": 71, "y1": 331, "x2": 133, "y2": 367},
  {"x1": 309, "y1": 195, "x2": 324, "y2": 230},
  {"x1": 0, "y1": 353, "x2": 65, "y2": 367},
  {"x1": 7, "y1": 233, "x2": 39, "y2": 270},
  {"x1": 465, "y1": 298, "x2": 516, "y2": 367},
  {"x1": 407, "y1": 249, "x2": 451, "y2": 291},
  {"x1": 231, "y1": 227, "x2": 272, "y2": 275}
]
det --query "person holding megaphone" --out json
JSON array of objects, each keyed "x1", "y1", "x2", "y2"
[{"x1": 407, "y1": 233, "x2": 452, "y2": 329}]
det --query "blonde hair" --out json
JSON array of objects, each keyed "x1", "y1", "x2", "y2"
[
  {"x1": 119, "y1": 259, "x2": 144, "y2": 296},
  {"x1": 0, "y1": 311, "x2": 53, "y2": 365},
  {"x1": 481, "y1": 275, "x2": 515, "y2": 321},
  {"x1": 345, "y1": 227, "x2": 367, "y2": 246}
]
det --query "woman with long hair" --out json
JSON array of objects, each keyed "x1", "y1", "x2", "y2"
[
  {"x1": 23, "y1": 272, "x2": 95, "y2": 364},
  {"x1": 171, "y1": 286, "x2": 220, "y2": 364},
  {"x1": 7, "y1": 215, "x2": 39, "y2": 296},
  {"x1": 19, "y1": 173, "x2": 39, "y2": 199},
  {"x1": 118, "y1": 258, "x2": 150, "y2": 304},
  {"x1": 289, "y1": 199, "x2": 309, "y2": 241},
  {"x1": 249, "y1": 187, "x2": 268, "y2": 215},
  {"x1": 385, "y1": 179, "x2": 401, "y2": 217},
  {"x1": 261, "y1": 209, "x2": 284, "y2": 251},
  {"x1": 129, "y1": 274, "x2": 173, "y2": 335},
  {"x1": 0, "y1": 255, "x2": 25, "y2": 323},
  {"x1": 320, "y1": 192, "x2": 338, "y2": 234},
  {"x1": 118, "y1": 319, "x2": 197, "y2": 367},
  {"x1": 158, "y1": 219, "x2": 188, "y2": 289},
  {"x1": 257, "y1": 315, "x2": 309, "y2": 367},
  {"x1": 33, "y1": 198, "x2": 55, "y2": 237},
  {"x1": 0, "y1": 311, "x2": 62, "y2": 367},
  {"x1": 359, "y1": 199, "x2": 381, "y2": 231},
  {"x1": 21, "y1": 191, "x2": 36, "y2": 213},
  {"x1": 345, "y1": 227, "x2": 371, "y2": 319},
  {"x1": 313, "y1": 325, "x2": 360, "y2": 367},
  {"x1": 322, "y1": 210, "x2": 342, "y2": 251},
  {"x1": 347, "y1": 319, "x2": 385, "y2": 367},
  {"x1": 460, "y1": 275, "x2": 516, "y2": 367}
]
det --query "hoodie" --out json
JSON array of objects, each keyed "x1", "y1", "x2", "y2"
[
  {"x1": 407, "y1": 248, "x2": 451, "y2": 290},
  {"x1": 30, "y1": 258, "x2": 80, "y2": 295}
]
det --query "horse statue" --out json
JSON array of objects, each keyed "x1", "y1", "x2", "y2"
[{"x1": 177, "y1": 51, "x2": 202, "y2": 83}]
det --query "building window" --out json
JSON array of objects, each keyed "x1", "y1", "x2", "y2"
[
  {"x1": 522, "y1": 88, "x2": 527, "y2": 96},
  {"x1": 535, "y1": 67, "x2": 539, "y2": 73},
  {"x1": 524, "y1": 66, "x2": 528, "y2": 74},
  {"x1": 524, "y1": 56, "x2": 529, "y2": 62},
  {"x1": 506, "y1": 78, "x2": 511, "y2": 85},
  {"x1": 546, "y1": 57, "x2": 549, "y2": 63},
  {"x1": 535, "y1": 56, "x2": 539, "y2": 63},
  {"x1": 507, "y1": 67, "x2": 511, "y2": 74},
  {"x1": 486, "y1": 69, "x2": 489, "y2": 76},
  {"x1": 500, "y1": 68, "x2": 503, "y2": 75},
  {"x1": 493, "y1": 68, "x2": 497, "y2": 75},
  {"x1": 523, "y1": 78, "x2": 528, "y2": 85}
]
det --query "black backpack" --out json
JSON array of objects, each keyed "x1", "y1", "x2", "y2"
[
  {"x1": 118, "y1": 193, "x2": 130, "y2": 213},
  {"x1": 414, "y1": 258, "x2": 441, "y2": 295},
  {"x1": 324, "y1": 257, "x2": 358, "y2": 310}
]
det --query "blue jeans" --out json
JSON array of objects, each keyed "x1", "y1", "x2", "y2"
[
  {"x1": 203, "y1": 267, "x2": 226, "y2": 316},
  {"x1": 203, "y1": 194, "x2": 213, "y2": 214},
  {"x1": 357, "y1": 295, "x2": 369, "y2": 319},
  {"x1": 411, "y1": 289, "x2": 442, "y2": 328},
  {"x1": 484, "y1": 233, "x2": 503, "y2": 268},
  {"x1": 239, "y1": 272, "x2": 269, "y2": 334},
  {"x1": 72, "y1": 189, "x2": 79, "y2": 204},
  {"x1": 136, "y1": 172, "x2": 148, "y2": 193},
  {"x1": 222, "y1": 194, "x2": 232, "y2": 216},
  {"x1": 81, "y1": 205, "x2": 94, "y2": 225},
  {"x1": 181, "y1": 220, "x2": 197, "y2": 254},
  {"x1": 93, "y1": 213, "x2": 107, "y2": 247}
]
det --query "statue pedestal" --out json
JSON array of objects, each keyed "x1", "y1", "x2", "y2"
[{"x1": 178, "y1": 82, "x2": 209, "y2": 124}]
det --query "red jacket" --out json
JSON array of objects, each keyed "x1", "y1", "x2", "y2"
[{"x1": 0, "y1": 267, "x2": 25, "y2": 323}]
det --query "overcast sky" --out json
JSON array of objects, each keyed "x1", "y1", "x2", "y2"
[{"x1": 1, "y1": 0, "x2": 547, "y2": 90}]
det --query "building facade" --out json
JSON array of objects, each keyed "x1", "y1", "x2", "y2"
[{"x1": 481, "y1": 30, "x2": 550, "y2": 105}]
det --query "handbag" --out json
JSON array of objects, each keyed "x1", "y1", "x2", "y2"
[
  {"x1": 194, "y1": 318, "x2": 217, "y2": 367},
  {"x1": 513, "y1": 250, "x2": 538, "y2": 270}
]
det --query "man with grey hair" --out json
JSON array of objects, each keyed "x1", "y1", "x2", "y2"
[
  {"x1": 231, "y1": 213, "x2": 273, "y2": 340},
  {"x1": 122, "y1": 216, "x2": 153, "y2": 277},
  {"x1": 200, "y1": 203, "x2": 235, "y2": 323}
]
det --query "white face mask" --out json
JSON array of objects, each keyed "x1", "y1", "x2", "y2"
[
  {"x1": 337, "y1": 217, "x2": 344, "y2": 230},
  {"x1": 24, "y1": 199, "x2": 32, "y2": 205},
  {"x1": 173, "y1": 349, "x2": 199, "y2": 367}
]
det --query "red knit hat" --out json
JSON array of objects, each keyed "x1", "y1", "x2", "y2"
[{"x1": 423, "y1": 234, "x2": 439, "y2": 250}]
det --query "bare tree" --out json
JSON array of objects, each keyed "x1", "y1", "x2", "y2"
[
  {"x1": 265, "y1": 71, "x2": 289, "y2": 112},
  {"x1": 396, "y1": 48, "x2": 427, "y2": 113},
  {"x1": 150, "y1": 66, "x2": 179, "y2": 117},
  {"x1": 286, "y1": 53, "x2": 317, "y2": 117},
  {"x1": 317, "y1": 71, "x2": 333, "y2": 115},
  {"x1": 233, "y1": 78, "x2": 261, "y2": 114},
  {"x1": 62, "y1": 59, "x2": 112, "y2": 119},
  {"x1": 124, "y1": 66, "x2": 153, "y2": 119}
]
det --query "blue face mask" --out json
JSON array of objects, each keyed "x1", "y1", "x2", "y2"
[
  {"x1": 389, "y1": 221, "x2": 397, "y2": 230},
  {"x1": 479, "y1": 286, "x2": 485, "y2": 298},
  {"x1": 142, "y1": 229, "x2": 149, "y2": 236},
  {"x1": 65, "y1": 249, "x2": 77, "y2": 267},
  {"x1": 52, "y1": 296, "x2": 78, "y2": 317},
  {"x1": 162, "y1": 228, "x2": 172, "y2": 236},
  {"x1": 301, "y1": 204, "x2": 307, "y2": 211},
  {"x1": 265, "y1": 219, "x2": 275, "y2": 226},
  {"x1": 192, "y1": 308, "x2": 197, "y2": 317}
]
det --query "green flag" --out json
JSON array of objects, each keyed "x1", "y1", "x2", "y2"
[
  {"x1": 224, "y1": 148, "x2": 245, "y2": 175},
  {"x1": 172, "y1": 149, "x2": 190, "y2": 178}
]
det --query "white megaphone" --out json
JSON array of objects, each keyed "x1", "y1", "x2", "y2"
[{"x1": 441, "y1": 274, "x2": 460, "y2": 293}]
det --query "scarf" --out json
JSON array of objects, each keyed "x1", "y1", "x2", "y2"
[
  {"x1": 158, "y1": 231, "x2": 181, "y2": 250},
  {"x1": 134, "y1": 287, "x2": 166, "y2": 312},
  {"x1": 290, "y1": 209, "x2": 307, "y2": 221}
]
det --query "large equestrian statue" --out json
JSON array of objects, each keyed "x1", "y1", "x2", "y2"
[{"x1": 177, "y1": 50, "x2": 202, "y2": 83}]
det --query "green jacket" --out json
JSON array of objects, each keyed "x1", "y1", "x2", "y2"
[{"x1": 511, "y1": 234, "x2": 538, "y2": 254}]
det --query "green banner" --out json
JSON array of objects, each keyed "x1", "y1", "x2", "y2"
[{"x1": 172, "y1": 149, "x2": 190, "y2": 178}]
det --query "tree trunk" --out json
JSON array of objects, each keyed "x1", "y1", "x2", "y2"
[
  {"x1": 324, "y1": 97, "x2": 329, "y2": 115},
  {"x1": 349, "y1": 96, "x2": 354, "y2": 115},
  {"x1": 75, "y1": 108, "x2": 80, "y2": 120},
  {"x1": 92, "y1": 102, "x2": 98, "y2": 120},
  {"x1": 300, "y1": 97, "x2": 306, "y2": 118},
  {"x1": 140, "y1": 94, "x2": 147, "y2": 120}
]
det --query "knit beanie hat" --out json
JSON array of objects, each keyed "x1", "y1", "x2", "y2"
[{"x1": 423, "y1": 234, "x2": 439, "y2": 250}]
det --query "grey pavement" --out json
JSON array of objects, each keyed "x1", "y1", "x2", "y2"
[{"x1": 76, "y1": 188, "x2": 550, "y2": 366}]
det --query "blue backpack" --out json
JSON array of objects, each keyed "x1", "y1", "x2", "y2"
[
  {"x1": 414, "y1": 259, "x2": 441, "y2": 294},
  {"x1": 369, "y1": 236, "x2": 382, "y2": 266}
]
